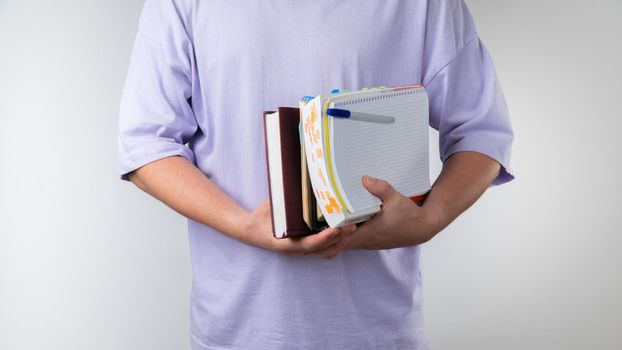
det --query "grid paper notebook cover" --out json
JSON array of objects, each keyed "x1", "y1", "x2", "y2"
[{"x1": 301, "y1": 85, "x2": 431, "y2": 228}]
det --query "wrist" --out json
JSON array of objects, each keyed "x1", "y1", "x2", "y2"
[
  {"x1": 236, "y1": 211, "x2": 255, "y2": 244},
  {"x1": 237, "y1": 208, "x2": 277, "y2": 251},
  {"x1": 412, "y1": 204, "x2": 445, "y2": 241}
]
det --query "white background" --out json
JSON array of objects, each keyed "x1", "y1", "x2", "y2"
[{"x1": 1, "y1": 1, "x2": 621, "y2": 349}]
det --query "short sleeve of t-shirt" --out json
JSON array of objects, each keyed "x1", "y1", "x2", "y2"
[
  {"x1": 117, "y1": 0, "x2": 197, "y2": 180},
  {"x1": 422, "y1": 0, "x2": 515, "y2": 185}
]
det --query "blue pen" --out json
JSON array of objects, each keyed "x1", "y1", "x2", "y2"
[{"x1": 326, "y1": 108, "x2": 395, "y2": 124}]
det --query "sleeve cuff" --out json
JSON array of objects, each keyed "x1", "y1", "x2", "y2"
[
  {"x1": 118, "y1": 140, "x2": 195, "y2": 181},
  {"x1": 442, "y1": 135, "x2": 514, "y2": 187}
]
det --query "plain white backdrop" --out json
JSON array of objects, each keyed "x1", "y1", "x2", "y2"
[{"x1": 0, "y1": 1, "x2": 620, "y2": 349}]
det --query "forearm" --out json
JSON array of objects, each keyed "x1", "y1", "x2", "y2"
[
  {"x1": 128, "y1": 156, "x2": 250, "y2": 240},
  {"x1": 423, "y1": 151, "x2": 501, "y2": 234}
]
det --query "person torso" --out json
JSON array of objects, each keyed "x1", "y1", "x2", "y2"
[{"x1": 185, "y1": 1, "x2": 430, "y2": 349}]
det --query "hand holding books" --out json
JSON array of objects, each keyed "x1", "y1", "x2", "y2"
[
  {"x1": 243, "y1": 198, "x2": 358, "y2": 259},
  {"x1": 300, "y1": 85, "x2": 431, "y2": 228},
  {"x1": 341, "y1": 175, "x2": 437, "y2": 250},
  {"x1": 264, "y1": 84, "x2": 430, "y2": 239}
]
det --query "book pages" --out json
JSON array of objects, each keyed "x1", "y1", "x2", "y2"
[{"x1": 301, "y1": 96, "x2": 346, "y2": 227}]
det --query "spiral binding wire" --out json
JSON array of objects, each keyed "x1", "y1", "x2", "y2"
[{"x1": 333, "y1": 87, "x2": 425, "y2": 107}]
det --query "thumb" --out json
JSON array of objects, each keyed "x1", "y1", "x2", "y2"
[{"x1": 362, "y1": 175, "x2": 398, "y2": 203}]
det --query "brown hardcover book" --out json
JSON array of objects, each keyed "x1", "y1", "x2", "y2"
[{"x1": 263, "y1": 107, "x2": 316, "y2": 238}]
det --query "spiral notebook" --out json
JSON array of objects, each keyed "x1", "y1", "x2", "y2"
[{"x1": 300, "y1": 85, "x2": 431, "y2": 228}]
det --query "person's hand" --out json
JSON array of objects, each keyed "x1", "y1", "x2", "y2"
[
  {"x1": 344, "y1": 176, "x2": 442, "y2": 250},
  {"x1": 242, "y1": 199, "x2": 357, "y2": 259}
]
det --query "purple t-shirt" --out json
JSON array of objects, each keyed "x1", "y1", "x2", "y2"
[{"x1": 118, "y1": 1, "x2": 514, "y2": 349}]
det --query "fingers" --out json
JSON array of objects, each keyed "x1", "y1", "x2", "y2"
[
  {"x1": 362, "y1": 175, "x2": 398, "y2": 203},
  {"x1": 299, "y1": 224, "x2": 356, "y2": 252},
  {"x1": 306, "y1": 235, "x2": 352, "y2": 259},
  {"x1": 279, "y1": 224, "x2": 357, "y2": 258},
  {"x1": 259, "y1": 198, "x2": 271, "y2": 212},
  {"x1": 251, "y1": 198, "x2": 272, "y2": 217}
]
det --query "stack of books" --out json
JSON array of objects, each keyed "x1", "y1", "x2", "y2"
[{"x1": 264, "y1": 85, "x2": 431, "y2": 238}]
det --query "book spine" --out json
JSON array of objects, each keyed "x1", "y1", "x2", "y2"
[
  {"x1": 277, "y1": 107, "x2": 312, "y2": 238},
  {"x1": 262, "y1": 111, "x2": 279, "y2": 237}
]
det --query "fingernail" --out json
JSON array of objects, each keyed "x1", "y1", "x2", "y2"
[{"x1": 364, "y1": 175, "x2": 376, "y2": 185}]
